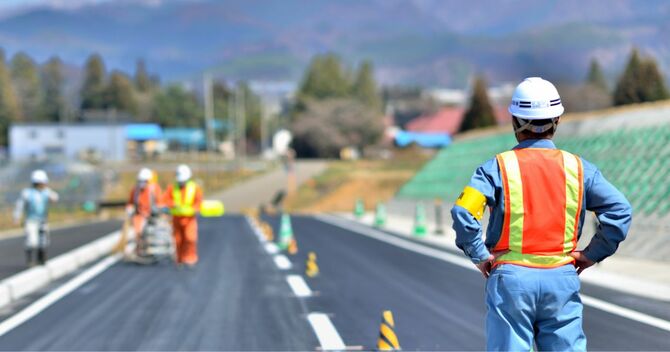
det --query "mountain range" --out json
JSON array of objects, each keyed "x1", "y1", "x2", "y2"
[{"x1": 0, "y1": 0, "x2": 669, "y2": 87}]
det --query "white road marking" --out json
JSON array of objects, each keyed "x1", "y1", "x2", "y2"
[
  {"x1": 286, "y1": 275, "x2": 312, "y2": 297},
  {"x1": 0, "y1": 255, "x2": 120, "y2": 337},
  {"x1": 316, "y1": 214, "x2": 670, "y2": 333},
  {"x1": 308, "y1": 313, "x2": 346, "y2": 351},
  {"x1": 273, "y1": 255, "x2": 292, "y2": 270},
  {"x1": 264, "y1": 243, "x2": 279, "y2": 254}
]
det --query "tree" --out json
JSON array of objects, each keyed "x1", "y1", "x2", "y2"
[
  {"x1": 40, "y1": 56, "x2": 65, "y2": 122},
  {"x1": 152, "y1": 84, "x2": 203, "y2": 127},
  {"x1": 0, "y1": 49, "x2": 21, "y2": 145},
  {"x1": 105, "y1": 71, "x2": 137, "y2": 114},
  {"x1": 80, "y1": 53, "x2": 107, "y2": 110},
  {"x1": 134, "y1": 59, "x2": 152, "y2": 92},
  {"x1": 10, "y1": 52, "x2": 40, "y2": 120},
  {"x1": 291, "y1": 98, "x2": 383, "y2": 158},
  {"x1": 351, "y1": 60, "x2": 381, "y2": 110},
  {"x1": 586, "y1": 58, "x2": 608, "y2": 92},
  {"x1": 614, "y1": 48, "x2": 669, "y2": 105},
  {"x1": 298, "y1": 53, "x2": 351, "y2": 100},
  {"x1": 460, "y1": 75, "x2": 496, "y2": 132}
]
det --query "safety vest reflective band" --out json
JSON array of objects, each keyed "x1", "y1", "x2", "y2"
[
  {"x1": 494, "y1": 149, "x2": 584, "y2": 268},
  {"x1": 171, "y1": 181, "x2": 197, "y2": 216}
]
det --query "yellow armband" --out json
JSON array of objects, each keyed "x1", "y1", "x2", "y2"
[{"x1": 455, "y1": 186, "x2": 487, "y2": 220}]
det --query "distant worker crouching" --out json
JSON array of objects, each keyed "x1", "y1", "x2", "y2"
[
  {"x1": 126, "y1": 168, "x2": 163, "y2": 251},
  {"x1": 163, "y1": 164, "x2": 202, "y2": 268},
  {"x1": 14, "y1": 170, "x2": 59, "y2": 266},
  {"x1": 451, "y1": 77, "x2": 632, "y2": 351}
]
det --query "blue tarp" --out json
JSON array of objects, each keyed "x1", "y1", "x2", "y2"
[
  {"x1": 394, "y1": 130, "x2": 452, "y2": 148},
  {"x1": 163, "y1": 128, "x2": 206, "y2": 149},
  {"x1": 125, "y1": 124, "x2": 163, "y2": 141}
]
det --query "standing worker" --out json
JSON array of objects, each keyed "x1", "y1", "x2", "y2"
[
  {"x1": 126, "y1": 168, "x2": 163, "y2": 247},
  {"x1": 163, "y1": 164, "x2": 202, "y2": 268},
  {"x1": 451, "y1": 77, "x2": 632, "y2": 351},
  {"x1": 14, "y1": 170, "x2": 59, "y2": 266}
]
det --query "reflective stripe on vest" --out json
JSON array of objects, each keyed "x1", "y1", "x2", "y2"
[
  {"x1": 171, "y1": 181, "x2": 197, "y2": 216},
  {"x1": 494, "y1": 149, "x2": 584, "y2": 268}
]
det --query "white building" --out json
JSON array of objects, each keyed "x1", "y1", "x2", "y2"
[{"x1": 10, "y1": 123, "x2": 127, "y2": 161}]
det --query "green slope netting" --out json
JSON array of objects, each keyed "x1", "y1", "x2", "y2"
[{"x1": 397, "y1": 123, "x2": 670, "y2": 216}]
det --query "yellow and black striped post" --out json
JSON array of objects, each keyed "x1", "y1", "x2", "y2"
[
  {"x1": 305, "y1": 252, "x2": 319, "y2": 277},
  {"x1": 377, "y1": 310, "x2": 400, "y2": 351}
]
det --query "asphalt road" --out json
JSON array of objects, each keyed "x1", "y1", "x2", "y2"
[
  {"x1": 271, "y1": 215, "x2": 670, "y2": 351},
  {"x1": 0, "y1": 216, "x2": 317, "y2": 351},
  {"x1": 0, "y1": 220, "x2": 123, "y2": 279},
  {"x1": 0, "y1": 215, "x2": 668, "y2": 350}
]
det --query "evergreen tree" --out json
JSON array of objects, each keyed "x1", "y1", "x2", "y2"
[
  {"x1": 351, "y1": 60, "x2": 381, "y2": 110},
  {"x1": 40, "y1": 56, "x2": 65, "y2": 122},
  {"x1": 10, "y1": 52, "x2": 40, "y2": 120},
  {"x1": 105, "y1": 71, "x2": 137, "y2": 114},
  {"x1": 639, "y1": 58, "x2": 669, "y2": 102},
  {"x1": 80, "y1": 53, "x2": 107, "y2": 110},
  {"x1": 298, "y1": 53, "x2": 350, "y2": 100},
  {"x1": 613, "y1": 48, "x2": 668, "y2": 105},
  {"x1": 586, "y1": 58, "x2": 608, "y2": 92},
  {"x1": 134, "y1": 59, "x2": 152, "y2": 92},
  {"x1": 461, "y1": 75, "x2": 496, "y2": 132},
  {"x1": 0, "y1": 49, "x2": 21, "y2": 145},
  {"x1": 152, "y1": 84, "x2": 203, "y2": 127}
]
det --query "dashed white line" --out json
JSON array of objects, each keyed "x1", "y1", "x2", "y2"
[
  {"x1": 286, "y1": 275, "x2": 312, "y2": 297},
  {"x1": 316, "y1": 214, "x2": 670, "y2": 333},
  {"x1": 0, "y1": 255, "x2": 120, "y2": 337},
  {"x1": 308, "y1": 313, "x2": 347, "y2": 351},
  {"x1": 264, "y1": 243, "x2": 279, "y2": 254},
  {"x1": 273, "y1": 255, "x2": 292, "y2": 270}
]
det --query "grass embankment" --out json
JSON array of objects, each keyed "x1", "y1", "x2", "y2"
[{"x1": 285, "y1": 148, "x2": 432, "y2": 213}]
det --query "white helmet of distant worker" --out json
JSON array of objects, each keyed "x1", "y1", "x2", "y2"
[
  {"x1": 508, "y1": 77, "x2": 564, "y2": 134},
  {"x1": 137, "y1": 168, "x2": 153, "y2": 182},
  {"x1": 175, "y1": 164, "x2": 192, "y2": 183},
  {"x1": 31, "y1": 169, "x2": 49, "y2": 184}
]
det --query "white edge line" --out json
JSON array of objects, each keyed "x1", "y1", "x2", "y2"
[
  {"x1": 315, "y1": 214, "x2": 670, "y2": 333},
  {"x1": 308, "y1": 313, "x2": 346, "y2": 350},
  {"x1": 273, "y1": 255, "x2": 292, "y2": 270},
  {"x1": 0, "y1": 254, "x2": 121, "y2": 337},
  {"x1": 286, "y1": 275, "x2": 312, "y2": 297}
]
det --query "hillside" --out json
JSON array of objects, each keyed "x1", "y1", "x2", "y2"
[{"x1": 0, "y1": 0, "x2": 668, "y2": 86}]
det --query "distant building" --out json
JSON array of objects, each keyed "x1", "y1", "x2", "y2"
[
  {"x1": 9, "y1": 123, "x2": 163, "y2": 162},
  {"x1": 163, "y1": 128, "x2": 206, "y2": 151},
  {"x1": 406, "y1": 106, "x2": 511, "y2": 135}
]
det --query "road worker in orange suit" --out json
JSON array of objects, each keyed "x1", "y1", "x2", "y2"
[
  {"x1": 163, "y1": 164, "x2": 202, "y2": 268},
  {"x1": 126, "y1": 168, "x2": 163, "y2": 243}
]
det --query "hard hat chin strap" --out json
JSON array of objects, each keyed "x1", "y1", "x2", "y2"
[{"x1": 513, "y1": 117, "x2": 558, "y2": 134}]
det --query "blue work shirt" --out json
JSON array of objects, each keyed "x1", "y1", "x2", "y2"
[
  {"x1": 451, "y1": 139, "x2": 632, "y2": 264},
  {"x1": 14, "y1": 187, "x2": 58, "y2": 222}
]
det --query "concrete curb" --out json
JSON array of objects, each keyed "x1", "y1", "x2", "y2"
[{"x1": 0, "y1": 230, "x2": 120, "y2": 309}]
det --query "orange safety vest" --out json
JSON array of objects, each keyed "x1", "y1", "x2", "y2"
[
  {"x1": 494, "y1": 148, "x2": 584, "y2": 268},
  {"x1": 171, "y1": 181, "x2": 197, "y2": 217}
]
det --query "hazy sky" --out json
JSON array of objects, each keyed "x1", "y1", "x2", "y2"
[{"x1": 0, "y1": 0, "x2": 112, "y2": 18}]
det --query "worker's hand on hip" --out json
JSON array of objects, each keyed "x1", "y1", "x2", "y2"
[
  {"x1": 476, "y1": 255, "x2": 495, "y2": 279},
  {"x1": 569, "y1": 251, "x2": 595, "y2": 274}
]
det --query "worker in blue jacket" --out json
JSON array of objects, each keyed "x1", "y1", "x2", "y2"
[
  {"x1": 451, "y1": 77, "x2": 632, "y2": 351},
  {"x1": 14, "y1": 170, "x2": 59, "y2": 266}
]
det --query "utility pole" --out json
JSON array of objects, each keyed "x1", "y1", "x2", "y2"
[
  {"x1": 236, "y1": 86, "x2": 246, "y2": 168},
  {"x1": 203, "y1": 73, "x2": 216, "y2": 153}
]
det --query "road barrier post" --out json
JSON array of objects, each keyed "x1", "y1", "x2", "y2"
[
  {"x1": 374, "y1": 203, "x2": 386, "y2": 228},
  {"x1": 354, "y1": 198, "x2": 365, "y2": 219},
  {"x1": 279, "y1": 214, "x2": 293, "y2": 251},
  {"x1": 377, "y1": 310, "x2": 401, "y2": 350},
  {"x1": 434, "y1": 198, "x2": 444, "y2": 235},
  {"x1": 305, "y1": 251, "x2": 319, "y2": 277},
  {"x1": 413, "y1": 202, "x2": 427, "y2": 237}
]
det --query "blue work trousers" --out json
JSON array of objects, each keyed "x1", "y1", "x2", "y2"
[{"x1": 486, "y1": 264, "x2": 586, "y2": 351}]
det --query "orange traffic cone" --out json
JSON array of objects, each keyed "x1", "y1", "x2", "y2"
[{"x1": 288, "y1": 237, "x2": 298, "y2": 255}]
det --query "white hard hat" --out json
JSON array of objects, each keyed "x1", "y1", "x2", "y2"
[
  {"x1": 31, "y1": 170, "x2": 49, "y2": 184},
  {"x1": 508, "y1": 77, "x2": 564, "y2": 120},
  {"x1": 137, "y1": 168, "x2": 153, "y2": 182},
  {"x1": 176, "y1": 164, "x2": 192, "y2": 183}
]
